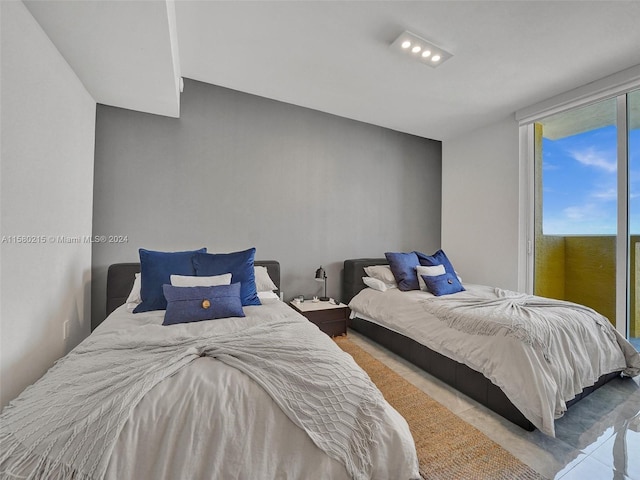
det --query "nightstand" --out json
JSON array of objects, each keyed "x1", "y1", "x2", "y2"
[{"x1": 289, "y1": 300, "x2": 349, "y2": 337}]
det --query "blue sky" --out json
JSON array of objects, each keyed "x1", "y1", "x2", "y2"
[{"x1": 542, "y1": 126, "x2": 640, "y2": 235}]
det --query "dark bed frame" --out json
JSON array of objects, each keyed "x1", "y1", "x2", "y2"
[
  {"x1": 342, "y1": 258, "x2": 620, "y2": 432},
  {"x1": 105, "y1": 260, "x2": 281, "y2": 318}
]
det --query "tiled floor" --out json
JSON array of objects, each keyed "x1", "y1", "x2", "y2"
[{"x1": 347, "y1": 330, "x2": 640, "y2": 480}]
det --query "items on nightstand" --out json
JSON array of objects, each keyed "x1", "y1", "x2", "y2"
[{"x1": 290, "y1": 299, "x2": 349, "y2": 337}]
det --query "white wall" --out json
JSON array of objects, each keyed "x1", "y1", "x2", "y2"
[
  {"x1": 442, "y1": 115, "x2": 520, "y2": 290},
  {"x1": 0, "y1": 1, "x2": 96, "y2": 408}
]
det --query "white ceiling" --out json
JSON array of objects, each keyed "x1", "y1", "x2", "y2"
[
  {"x1": 24, "y1": 0, "x2": 181, "y2": 117},
  {"x1": 25, "y1": 0, "x2": 640, "y2": 141}
]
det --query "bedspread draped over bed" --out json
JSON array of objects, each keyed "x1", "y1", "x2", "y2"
[
  {"x1": 349, "y1": 285, "x2": 640, "y2": 437},
  {"x1": 421, "y1": 287, "x2": 640, "y2": 367},
  {"x1": 0, "y1": 301, "x2": 419, "y2": 480}
]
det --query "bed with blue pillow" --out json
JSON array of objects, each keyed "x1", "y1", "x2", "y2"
[
  {"x1": 0, "y1": 249, "x2": 421, "y2": 480},
  {"x1": 343, "y1": 252, "x2": 640, "y2": 437}
]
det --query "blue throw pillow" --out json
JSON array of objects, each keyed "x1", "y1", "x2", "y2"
[
  {"x1": 192, "y1": 248, "x2": 261, "y2": 306},
  {"x1": 421, "y1": 273, "x2": 465, "y2": 296},
  {"x1": 134, "y1": 248, "x2": 207, "y2": 313},
  {"x1": 415, "y1": 249, "x2": 457, "y2": 277},
  {"x1": 384, "y1": 251, "x2": 420, "y2": 291},
  {"x1": 162, "y1": 283, "x2": 245, "y2": 325}
]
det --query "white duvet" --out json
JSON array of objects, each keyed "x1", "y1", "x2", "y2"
[
  {"x1": 7, "y1": 299, "x2": 418, "y2": 480},
  {"x1": 348, "y1": 285, "x2": 640, "y2": 437}
]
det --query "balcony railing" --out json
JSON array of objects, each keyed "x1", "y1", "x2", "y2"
[{"x1": 535, "y1": 234, "x2": 639, "y2": 338}]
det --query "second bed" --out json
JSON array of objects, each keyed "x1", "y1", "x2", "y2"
[{"x1": 343, "y1": 258, "x2": 640, "y2": 436}]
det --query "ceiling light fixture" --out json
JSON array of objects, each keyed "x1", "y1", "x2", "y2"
[{"x1": 390, "y1": 30, "x2": 453, "y2": 67}]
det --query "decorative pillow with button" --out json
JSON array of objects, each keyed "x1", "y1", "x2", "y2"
[
  {"x1": 421, "y1": 272, "x2": 465, "y2": 296},
  {"x1": 162, "y1": 283, "x2": 245, "y2": 325}
]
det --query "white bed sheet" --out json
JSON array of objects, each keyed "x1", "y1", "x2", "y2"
[
  {"x1": 93, "y1": 299, "x2": 419, "y2": 480},
  {"x1": 348, "y1": 285, "x2": 640, "y2": 437}
]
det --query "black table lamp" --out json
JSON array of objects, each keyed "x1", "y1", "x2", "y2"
[{"x1": 315, "y1": 266, "x2": 329, "y2": 301}]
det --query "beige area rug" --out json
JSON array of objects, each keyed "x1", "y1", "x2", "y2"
[{"x1": 334, "y1": 336, "x2": 547, "y2": 480}]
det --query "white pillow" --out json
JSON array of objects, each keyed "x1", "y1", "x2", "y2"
[
  {"x1": 416, "y1": 264, "x2": 446, "y2": 291},
  {"x1": 170, "y1": 273, "x2": 232, "y2": 287},
  {"x1": 258, "y1": 291, "x2": 280, "y2": 300},
  {"x1": 254, "y1": 265, "x2": 278, "y2": 292},
  {"x1": 126, "y1": 273, "x2": 142, "y2": 305},
  {"x1": 363, "y1": 265, "x2": 397, "y2": 286},
  {"x1": 362, "y1": 276, "x2": 395, "y2": 292}
]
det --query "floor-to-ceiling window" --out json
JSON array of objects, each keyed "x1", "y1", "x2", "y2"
[
  {"x1": 532, "y1": 90, "x2": 639, "y2": 349},
  {"x1": 629, "y1": 89, "x2": 640, "y2": 349},
  {"x1": 534, "y1": 98, "x2": 618, "y2": 324}
]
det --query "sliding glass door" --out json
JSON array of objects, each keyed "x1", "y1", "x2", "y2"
[
  {"x1": 534, "y1": 98, "x2": 618, "y2": 326},
  {"x1": 533, "y1": 90, "x2": 639, "y2": 349},
  {"x1": 629, "y1": 90, "x2": 640, "y2": 349}
]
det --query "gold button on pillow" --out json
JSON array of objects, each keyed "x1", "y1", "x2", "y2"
[{"x1": 202, "y1": 299, "x2": 211, "y2": 309}]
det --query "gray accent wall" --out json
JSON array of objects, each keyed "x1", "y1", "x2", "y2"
[{"x1": 92, "y1": 79, "x2": 441, "y2": 328}]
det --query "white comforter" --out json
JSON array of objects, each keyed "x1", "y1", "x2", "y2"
[
  {"x1": 348, "y1": 285, "x2": 640, "y2": 437},
  {"x1": 2, "y1": 300, "x2": 419, "y2": 480}
]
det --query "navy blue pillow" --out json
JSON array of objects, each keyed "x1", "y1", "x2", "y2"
[
  {"x1": 134, "y1": 248, "x2": 207, "y2": 313},
  {"x1": 162, "y1": 283, "x2": 245, "y2": 325},
  {"x1": 192, "y1": 248, "x2": 261, "y2": 306},
  {"x1": 415, "y1": 249, "x2": 457, "y2": 277},
  {"x1": 422, "y1": 273, "x2": 465, "y2": 296},
  {"x1": 384, "y1": 251, "x2": 420, "y2": 291}
]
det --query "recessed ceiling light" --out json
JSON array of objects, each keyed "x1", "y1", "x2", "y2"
[{"x1": 390, "y1": 30, "x2": 453, "y2": 68}]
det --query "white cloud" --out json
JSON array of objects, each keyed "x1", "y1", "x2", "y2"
[
  {"x1": 544, "y1": 202, "x2": 616, "y2": 235},
  {"x1": 569, "y1": 147, "x2": 617, "y2": 173},
  {"x1": 563, "y1": 204, "x2": 593, "y2": 221},
  {"x1": 591, "y1": 188, "x2": 617, "y2": 201}
]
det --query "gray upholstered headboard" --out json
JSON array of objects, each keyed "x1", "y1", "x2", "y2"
[
  {"x1": 106, "y1": 260, "x2": 281, "y2": 319},
  {"x1": 342, "y1": 258, "x2": 388, "y2": 304}
]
